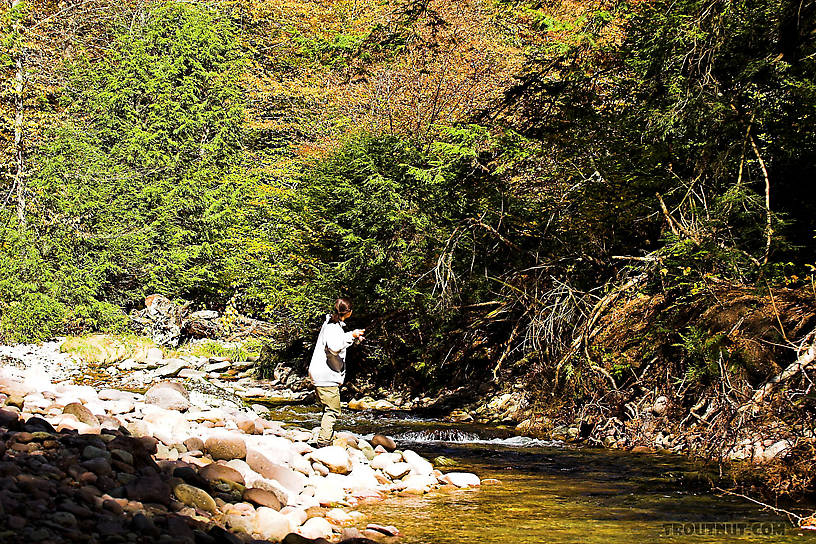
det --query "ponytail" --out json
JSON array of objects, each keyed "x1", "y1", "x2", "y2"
[{"x1": 330, "y1": 297, "x2": 352, "y2": 323}]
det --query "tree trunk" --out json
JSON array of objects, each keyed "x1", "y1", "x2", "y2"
[{"x1": 11, "y1": 0, "x2": 25, "y2": 226}]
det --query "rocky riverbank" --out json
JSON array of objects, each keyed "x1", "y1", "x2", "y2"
[
  {"x1": 413, "y1": 382, "x2": 797, "y2": 465},
  {"x1": 0, "y1": 340, "x2": 482, "y2": 543}
]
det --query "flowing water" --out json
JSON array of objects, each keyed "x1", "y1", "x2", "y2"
[{"x1": 271, "y1": 405, "x2": 813, "y2": 544}]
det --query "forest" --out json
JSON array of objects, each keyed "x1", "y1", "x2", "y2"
[{"x1": 2, "y1": 0, "x2": 816, "y2": 501}]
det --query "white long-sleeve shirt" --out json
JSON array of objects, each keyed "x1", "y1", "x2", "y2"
[{"x1": 309, "y1": 314, "x2": 355, "y2": 387}]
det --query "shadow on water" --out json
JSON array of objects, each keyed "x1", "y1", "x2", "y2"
[{"x1": 271, "y1": 404, "x2": 816, "y2": 544}]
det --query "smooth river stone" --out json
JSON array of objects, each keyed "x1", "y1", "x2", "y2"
[
  {"x1": 384, "y1": 462, "x2": 411, "y2": 480},
  {"x1": 98, "y1": 389, "x2": 133, "y2": 401},
  {"x1": 63, "y1": 403, "x2": 100, "y2": 427},
  {"x1": 200, "y1": 462, "x2": 245, "y2": 485},
  {"x1": 144, "y1": 381, "x2": 190, "y2": 411},
  {"x1": 402, "y1": 474, "x2": 436, "y2": 494},
  {"x1": 325, "y1": 508, "x2": 354, "y2": 526},
  {"x1": 439, "y1": 472, "x2": 481, "y2": 488},
  {"x1": 246, "y1": 449, "x2": 306, "y2": 493},
  {"x1": 205, "y1": 432, "x2": 247, "y2": 460},
  {"x1": 298, "y1": 517, "x2": 333, "y2": 540},
  {"x1": 253, "y1": 507, "x2": 292, "y2": 541},
  {"x1": 245, "y1": 436, "x2": 295, "y2": 465},
  {"x1": 173, "y1": 483, "x2": 217, "y2": 513},
  {"x1": 143, "y1": 409, "x2": 190, "y2": 442},
  {"x1": 370, "y1": 434, "x2": 397, "y2": 452},
  {"x1": 369, "y1": 452, "x2": 401, "y2": 470},
  {"x1": 309, "y1": 446, "x2": 352, "y2": 475},
  {"x1": 311, "y1": 476, "x2": 346, "y2": 506},
  {"x1": 346, "y1": 464, "x2": 380, "y2": 491},
  {"x1": 242, "y1": 488, "x2": 282, "y2": 510},
  {"x1": 402, "y1": 450, "x2": 433, "y2": 476},
  {"x1": 184, "y1": 437, "x2": 204, "y2": 452},
  {"x1": 225, "y1": 513, "x2": 255, "y2": 534}
]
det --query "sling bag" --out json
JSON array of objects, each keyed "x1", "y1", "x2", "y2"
[{"x1": 324, "y1": 346, "x2": 345, "y2": 373}]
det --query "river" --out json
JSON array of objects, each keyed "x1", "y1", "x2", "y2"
[{"x1": 270, "y1": 404, "x2": 811, "y2": 544}]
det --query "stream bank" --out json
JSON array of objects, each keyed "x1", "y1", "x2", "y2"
[
  {"x1": 0, "y1": 339, "x2": 482, "y2": 543},
  {"x1": 0, "y1": 337, "x2": 811, "y2": 542}
]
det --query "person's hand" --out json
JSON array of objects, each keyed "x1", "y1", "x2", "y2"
[{"x1": 352, "y1": 329, "x2": 365, "y2": 341}]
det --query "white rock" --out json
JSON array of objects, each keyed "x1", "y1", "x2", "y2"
[
  {"x1": 153, "y1": 358, "x2": 189, "y2": 378},
  {"x1": 402, "y1": 450, "x2": 433, "y2": 476},
  {"x1": 403, "y1": 474, "x2": 436, "y2": 493},
  {"x1": 296, "y1": 494, "x2": 320, "y2": 510},
  {"x1": 370, "y1": 452, "x2": 401, "y2": 470},
  {"x1": 287, "y1": 429, "x2": 313, "y2": 442},
  {"x1": 291, "y1": 454, "x2": 313, "y2": 476},
  {"x1": 282, "y1": 507, "x2": 307, "y2": 528},
  {"x1": 310, "y1": 446, "x2": 352, "y2": 474},
  {"x1": 245, "y1": 475, "x2": 296, "y2": 506},
  {"x1": 224, "y1": 459, "x2": 253, "y2": 479},
  {"x1": 84, "y1": 401, "x2": 107, "y2": 416},
  {"x1": 439, "y1": 472, "x2": 481, "y2": 487},
  {"x1": 245, "y1": 436, "x2": 295, "y2": 465},
  {"x1": 651, "y1": 395, "x2": 669, "y2": 416},
  {"x1": 105, "y1": 399, "x2": 135, "y2": 415},
  {"x1": 98, "y1": 389, "x2": 134, "y2": 401},
  {"x1": 246, "y1": 449, "x2": 306, "y2": 493},
  {"x1": 384, "y1": 462, "x2": 411, "y2": 480},
  {"x1": 760, "y1": 440, "x2": 791, "y2": 462},
  {"x1": 298, "y1": 517, "x2": 333, "y2": 540},
  {"x1": 325, "y1": 508, "x2": 353, "y2": 525},
  {"x1": 146, "y1": 347, "x2": 164, "y2": 364},
  {"x1": 292, "y1": 441, "x2": 313, "y2": 456},
  {"x1": 144, "y1": 383, "x2": 190, "y2": 411},
  {"x1": 254, "y1": 507, "x2": 292, "y2": 541},
  {"x1": 346, "y1": 464, "x2": 380, "y2": 492},
  {"x1": 143, "y1": 408, "x2": 190, "y2": 442},
  {"x1": 225, "y1": 513, "x2": 255, "y2": 534},
  {"x1": 311, "y1": 476, "x2": 346, "y2": 505}
]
